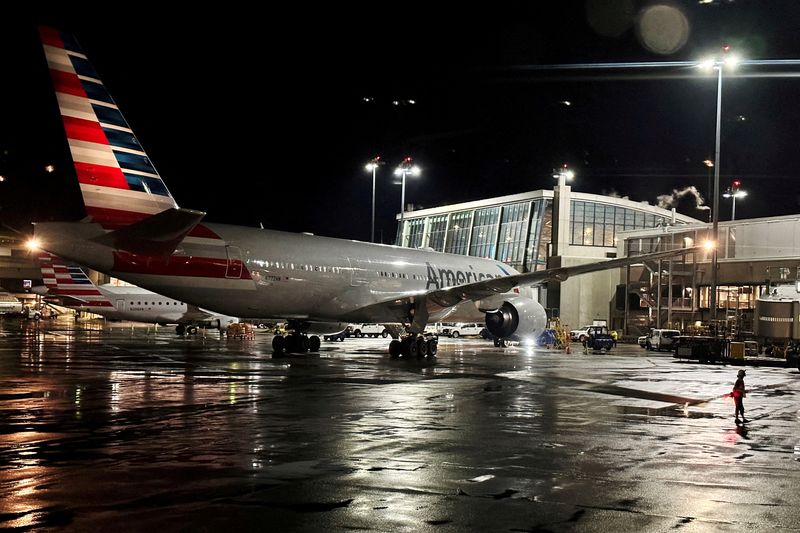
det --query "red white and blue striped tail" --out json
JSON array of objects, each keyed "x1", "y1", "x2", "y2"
[
  {"x1": 39, "y1": 26, "x2": 177, "y2": 230},
  {"x1": 38, "y1": 252, "x2": 114, "y2": 307}
]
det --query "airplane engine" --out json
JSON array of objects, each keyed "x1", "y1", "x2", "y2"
[{"x1": 484, "y1": 296, "x2": 548, "y2": 341}]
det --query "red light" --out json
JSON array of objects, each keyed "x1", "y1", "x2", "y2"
[
  {"x1": 722, "y1": 44, "x2": 731, "y2": 53},
  {"x1": 732, "y1": 179, "x2": 741, "y2": 188}
]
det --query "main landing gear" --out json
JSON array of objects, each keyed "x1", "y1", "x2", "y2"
[
  {"x1": 388, "y1": 334, "x2": 438, "y2": 359},
  {"x1": 272, "y1": 332, "x2": 321, "y2": 355}
]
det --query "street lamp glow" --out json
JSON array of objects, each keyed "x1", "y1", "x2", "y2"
[
  {"x1": 703, "y1": 159, "x2": 714, "y2": 168},
  {"x1": 702, "y1": 240, "x2": 716, "y2": 252},
  {"x1": 25, "y1": 238, "x2": 41, "y2": 252},
  {"x1": 552, "y1": 164, "x2": 575, "y2": 183},
  {"x1": 723, "y1": 183, "x2": 747, "y2": 221},
  {"x1": 698, "y1": 57, "x2": 715, "y2": 71},
  {"x1": 724, "y1": 53, "x2": 741, "y2": 68},
  {"x1": 722, "y1": 190, "x2": 747, "y2": 199}
]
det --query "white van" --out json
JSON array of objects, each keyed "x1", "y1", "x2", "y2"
[{"x1": 644, "y1": 329, "x2": 681, "y2": 351}]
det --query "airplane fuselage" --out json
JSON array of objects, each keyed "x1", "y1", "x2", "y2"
[{"x1": 37, "y1": 221, "x2": 532, "y2": 324}]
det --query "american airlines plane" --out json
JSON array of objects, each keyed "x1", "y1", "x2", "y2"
[
  {"x1": 38, "y1": 253, "x2": 238, "y2": 334},
  {"x1": 32, "y1": 27, "x2": 698, "y2": 357}
]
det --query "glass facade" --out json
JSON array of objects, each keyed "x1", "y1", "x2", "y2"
[
  {"x1": 425, "y1": 215, "x2": 448, "y2": 252},
  {"x1": 404, "y1": 218, "x2": 425, "y2": 248},
  {"x1": 571, "y1": 201, "x2": 669, "y2": 247},
  {"x1": 445, "y1": 211, "x2": 471, "y2": 255},
  {"x1": 497, "y1": 202, "x2": 530, "y2": 267},
  {"x1": 396, "y1": 193, "x2": 690, "y2": 273},
  {"x1": 469, "y1": 207, "x2": 500, "y2": 259}
]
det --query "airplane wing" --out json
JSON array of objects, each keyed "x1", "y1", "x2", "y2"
[
  {"x1": 180, "y1": 304, "x2": 224, "y2": 322},
  {"x1": 426, "y1": 245, "x2": 702, "y2": 308}
]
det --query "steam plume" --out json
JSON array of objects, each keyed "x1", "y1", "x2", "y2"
[{"x1": 656, "y1": 186, "x2": 710, "y2": 211}]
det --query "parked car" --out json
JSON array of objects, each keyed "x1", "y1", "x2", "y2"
[
  {"x1": 424, "y1": 322, "x2": 449, "y2": 335},
  {"x1": 638, "y1": 334, "x2": 649, "y2": 348},
  {"x1": 351, "y1": 323, "x2": 391, "y2": 338},
  {"x1": 644, "y1": 329, "x2": 681, "y2": 351}
]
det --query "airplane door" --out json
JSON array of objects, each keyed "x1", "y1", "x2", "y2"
[
  {"x1": 116, "y1": 299, "x2": 125, "y2": 311},
  {"x1": 225, "y1": 246, "x2": 243, "y2": 278},
  {"x1": 348, "y1": 257, "x2": 370, "y2": 287}
]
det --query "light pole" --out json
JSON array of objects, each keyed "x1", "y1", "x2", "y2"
[
  {"x1": 722, "y1": 179, "x2": 747, "y2": 221},
  {"x1": 364, "y1": 156, "x2": 383, "y2": 243},
  {"x1": 703, "y1": 159, "x2": 714, "y2": 223},
  {"x1": 394, "y1": 157, "x2": 421, "y2": 247},
  {"x1": 700, "y1": 46, "x2": 740, "y2": 322}
]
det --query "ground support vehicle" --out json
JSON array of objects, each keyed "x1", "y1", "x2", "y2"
[
  {"x1": 672, "y1": 335, "x2": 725, "y2": 363},
  {"x1": 583, "y1": 326, "x2": 614, "y2": 353},
  {"x1": 226, "y1": 323, "x2": 255, "y2": 340}
]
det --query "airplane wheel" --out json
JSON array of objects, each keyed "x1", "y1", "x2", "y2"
[
  {"x1": 176, "y1": 324, "x2": 186, "y2": 335},
  {"x1": 426, "y1": 338, "x2": 438, "y2": 356},
  {"x1": 188, "y1": 326, "x2": 198, "y2": 335},
  {"x1": 493, "y1": 338, "x2": 501, "y2": 347},
  {"x1": 298, "y1": 335, "x2": 310, "y2": 352},
  {"x1": 389, "y1": 339, "x2": 402, "y2": 358},
  {"x1": 308, "y1": 335, "x2": 321, "y2": 352},
  {"x1": 272, "y1": 335, "x2": 286, "y2": 354},
  {"x1": 417, "y1": 337, "x2": 429, "y2": 358},
  {"x1": 500, "y1": 339, "x2": 509, "y2": 348},
  {"x1": 401, "y1": 337, "x2": 418, "y2": 358}
]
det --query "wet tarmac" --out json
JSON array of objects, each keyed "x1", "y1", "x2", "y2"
[{"x1": 2, "y1": 317, "x2": 800, "y2": 531}]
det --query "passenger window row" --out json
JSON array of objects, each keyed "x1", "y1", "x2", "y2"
[{"x1": 250, "y1": 259, "x2": 343, "y2": 274}]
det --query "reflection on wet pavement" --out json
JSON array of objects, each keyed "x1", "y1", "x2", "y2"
[{"x1": 1, "y1": 317, "x2": 800, "y2": 531}]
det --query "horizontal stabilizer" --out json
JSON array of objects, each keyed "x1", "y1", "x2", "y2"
[{"x1": 91, "y1": 208, "x2": 206, "y2": 255}]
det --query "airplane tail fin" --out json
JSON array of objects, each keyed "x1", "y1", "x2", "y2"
[
  {"x1": 39, "y1": 26, "x2": 178, "y2": 230},
  {"x1": 38, "y1": 252, "x2": 114, "y2": 307}
]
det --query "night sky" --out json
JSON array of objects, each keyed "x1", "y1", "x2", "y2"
[{"x1": 2, "y1": 2, "x2": 800, "y2": 242}]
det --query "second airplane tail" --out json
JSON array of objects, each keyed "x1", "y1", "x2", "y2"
[{"x1": 39, "y1": 253, "x2": 114, "y2": 308}]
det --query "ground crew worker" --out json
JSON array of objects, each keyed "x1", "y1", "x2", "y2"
[
  {"x1": 732, "y1": 369, "x2": 748, "y2": 424},
  {"x1": 610, "y1": 330, "x2": 618, "y2": 347}
]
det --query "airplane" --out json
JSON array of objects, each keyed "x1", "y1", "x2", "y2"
[
  {"x1": 37, "y1": 252, "x2": 239, "y2": 334},
  {"x1": 31, "y1": 27, "x2": 700, "y2": 357}
]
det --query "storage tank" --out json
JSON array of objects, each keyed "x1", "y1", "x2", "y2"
[{"x1": 754, "y1": 268, "x2": 800, "y2": 340}]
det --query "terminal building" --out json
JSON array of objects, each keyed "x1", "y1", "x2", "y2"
[
  {"x1": 618, "y1": 214, "x2": 800, "y2": 337},
  {"x1": 395, "y1": 180, "x2": 800, "y2": 339},
  {"x1": 394, "y1": 177, "x2": 701, "y2": 332}
]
